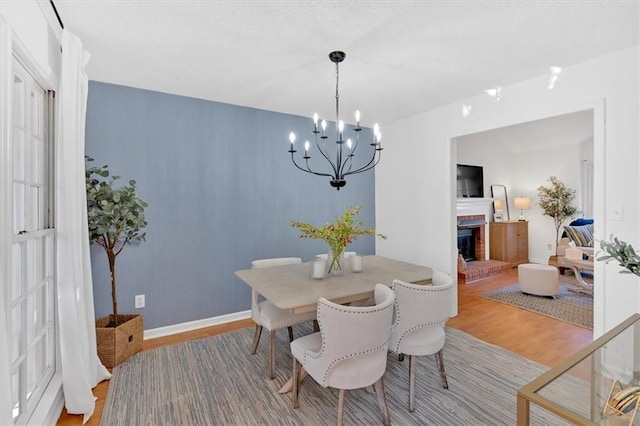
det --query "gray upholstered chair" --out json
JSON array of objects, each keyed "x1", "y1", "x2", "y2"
[
  {"x1": 250, "y1": 257, "x2": 316, "y2": 379},
  {"x1": 389, "y1": 271, "x2": 454, "y2": 411},
  {"x1": 290, "y1": 284, "x2": 395, "y2": 426}
]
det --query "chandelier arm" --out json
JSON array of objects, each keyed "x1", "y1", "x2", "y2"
[
  {"x1": 342, "y1": 149, "x2": 383, "y2": 177},
  {"x1": 338, "y1": 150, "x2": 354, "y2": 177},
  {"x1": 313, "y1": 135, "x2": 339, "y2": 177},
  {"x1": 340, "y1": 130, "x2": 361, "y2": 175},
  {"x1": 290, "y1": 152, "x2": 334, "y2": 178}
]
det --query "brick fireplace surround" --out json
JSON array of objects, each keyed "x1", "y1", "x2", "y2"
[{"x1": 456, "y1": 200, "x2": 512, "y2": 283}]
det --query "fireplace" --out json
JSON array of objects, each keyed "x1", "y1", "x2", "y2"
[{"x1": 457, "y1": 214, "x2": 486, "y2": 262}]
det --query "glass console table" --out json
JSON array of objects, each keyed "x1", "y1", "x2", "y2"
[{"x1": 518, "y1": 313, "x2": 640, "y2": 425}]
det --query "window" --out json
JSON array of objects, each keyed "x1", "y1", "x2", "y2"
[{"x1": 9, "y1": 57, "x2": 56, "y2": 424}]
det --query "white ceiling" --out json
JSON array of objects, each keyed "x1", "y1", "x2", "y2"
[{"x1": 54, "y1": 1, "x2": 638, "y2": 126}]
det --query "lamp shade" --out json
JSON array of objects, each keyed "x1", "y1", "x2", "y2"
[
  {"x1": 514, "y1": 197, "x2": 531, "y2": 210},
  {"x1": 494, "y1": 199, "x2": 503, "y2": 210}
]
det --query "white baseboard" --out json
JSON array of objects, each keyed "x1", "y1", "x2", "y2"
[
  {"x1": 144, "y1": 310, "x2": 251, "y2": 340},
  {"x1": 528, "y1": 257, "x2": 548, "y2": 265}
]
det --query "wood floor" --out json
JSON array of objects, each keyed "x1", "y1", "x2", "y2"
[{"x1": 56, "y1": 267, "x2": 593, "y2": 425}]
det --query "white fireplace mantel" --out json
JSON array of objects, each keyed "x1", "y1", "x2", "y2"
[
  {"x1": 456, "y1": 198, "x2": 494, "y2": 216},
  {"x1": 456, "y1": 198, "x2": 494, "y2": 260}
]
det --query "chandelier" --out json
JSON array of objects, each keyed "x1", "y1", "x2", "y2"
[{"x1": 288, "y1": 51, "x2": 383, "y2": 190}]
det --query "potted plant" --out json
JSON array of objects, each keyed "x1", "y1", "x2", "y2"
[
  {"x1": 536, "y1": 176, "x2": 580, "y2": 250},
  {"x1": 291, "y1": 205, "x2": 386, "y2": 275},
  {"x1": 86, "y1": 157, "x2": 148, "y2": 368},
  {"x1": 598, "y1": 235, "x2": 640, "y2": 277}
]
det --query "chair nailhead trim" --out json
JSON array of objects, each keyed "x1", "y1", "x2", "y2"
[
  {"x1": 390, "y1": 280, "x2": 450, "y2": 352},
  {"x1": 302, "y1": 298, "x2": 394, "y2": 387}
]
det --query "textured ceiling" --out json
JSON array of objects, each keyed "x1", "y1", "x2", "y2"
[{"x1": 54, "y1": 1, "x2": 638, "y2": 126}]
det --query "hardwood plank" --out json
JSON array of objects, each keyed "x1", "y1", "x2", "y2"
[{"x1": 57, "y1": 270, "x2": 592, "y2": 425}]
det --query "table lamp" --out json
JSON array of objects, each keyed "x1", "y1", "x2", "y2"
[{"x1": 514, "y1": 197, "x2": 531, "y2": 221}]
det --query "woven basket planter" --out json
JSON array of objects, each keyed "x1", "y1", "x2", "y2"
[{"x1": 96, "y1": 314, "x2": 143, "y2": 368}]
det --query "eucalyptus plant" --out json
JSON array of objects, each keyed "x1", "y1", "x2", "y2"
[
  {"x1": 86, "y1": 157, "x2": 148, "y2": 325},
  {"x1": 536, "y1": 176, "x2": 580, "y2": 249},
  {"x1": 598, "y1": 235, "x2": 640, "y2": 277}
]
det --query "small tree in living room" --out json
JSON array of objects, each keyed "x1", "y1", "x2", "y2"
[
  {"x1": 86, "y1": 157, "x2": 148, "y2": 326},
  {"x1": 536, "y1": 176, "x2": 580, "y2": 249}
]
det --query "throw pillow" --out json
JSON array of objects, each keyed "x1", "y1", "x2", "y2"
[{"x1": 564, "y1": 224, "x2": 594, "y2": 247}]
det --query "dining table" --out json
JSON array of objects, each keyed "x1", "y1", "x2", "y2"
[
  {"x1": 235, "y1": 254, "x2": 434, "y2": 314},
  {"x1": 235, "y1": 254, "x2": 434, "y2": 393}
]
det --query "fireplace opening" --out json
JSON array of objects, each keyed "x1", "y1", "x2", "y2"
[
  {"x1": 457, "y1": 228, "x2": 476, "y2": 262},
  {"x1": 457, "y1": 214, "x2": 486, "y2": 263}
]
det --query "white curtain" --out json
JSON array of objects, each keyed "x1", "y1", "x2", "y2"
[{"x1": 56, "y1": 29, "x2": 111, "y2": 423}]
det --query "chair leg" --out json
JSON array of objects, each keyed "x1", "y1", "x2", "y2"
[
  {"x1": 408, "y1": 355, "x2": 416, "y2": 412},
  {"x1": 337, "y1": 389, "x2": 346, "y2": 426},
  {"x1": 398, "y1": 353, "x2": 405, "y2": 362},
  {"x1": 374, "y1": 377, "x2": 390, "y2": 426},
  {"x1": 268, "y1": 330, "x2": 276, "y2": 379},
  {"x1": 435, "y1": 349, "x2": 449, "y2": 389},
  {"x1": 288, "y1": 326, "x2": 294, "y2": 342},
  {"x1": 250, "y1": 324, "x2": 262, "y2": 355},
  {"x1": 292, "y1": 358, "x2": 301, "y2": 408}
]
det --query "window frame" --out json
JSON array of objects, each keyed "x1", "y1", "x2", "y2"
[{"x1": 1, "y1": 21, "x2": 62, "y2": 425}]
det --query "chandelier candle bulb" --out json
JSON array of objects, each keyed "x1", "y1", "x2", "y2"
[
  {"x1": 321, "y1": 120, "x2": 327, "y2": 138},
  {"x1": 355, "y1": 110, "x2": 360, "y2": 128},
  {"x1": 338, "y1": 120, "x2": 344, "y2": 141},
  {"x1": 289, "y1": 132, "x2": 295, "y2": 150},
  {"x1": 313, "y1": 113, "x2": 319, "y2": 132}
]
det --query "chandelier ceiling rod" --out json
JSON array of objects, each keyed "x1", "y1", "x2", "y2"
[{"x1": 288, "y1": 51, "x2": 383, "y2": 190}]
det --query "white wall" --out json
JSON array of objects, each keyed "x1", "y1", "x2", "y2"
[
  {"x1": 1, "y1": 0, "x2": 61, "y2": 80},
  {"x1": 457, "y1": 130, "x2": 593, "y2": 264},
  {"x1": 377, "y1": 45, "x2": 639, "y2": 336}
]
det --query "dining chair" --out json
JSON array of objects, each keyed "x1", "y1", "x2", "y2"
[
  {"x1": 250, "y1": 257, "x2": 317, "y2": 379},
  {"x1": 389, "y1": 271, "x2": 454, "y2": 412},
  {"x1": 290, "y1": 283, "x2": 395, "y2": 426}
]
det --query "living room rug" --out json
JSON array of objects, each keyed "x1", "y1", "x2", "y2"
[
  {"x1": 481, "y1": 274, "x2": 593, "y2": 329},
  {"x1": 101, "y1": 325, "x2": 585, "y2": 425}
]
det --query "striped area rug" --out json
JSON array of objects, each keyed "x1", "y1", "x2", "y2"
[
  {"x1": 481, "y1": 274, "x2": 593, "y2": 329},
  {"x1": 101, "y1": 325, "x2": 582, "y2": 425}
]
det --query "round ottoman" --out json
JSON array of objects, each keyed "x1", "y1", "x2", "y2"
[{"x1": 518, "y1": 263, "x2": 559, "y2": 298}]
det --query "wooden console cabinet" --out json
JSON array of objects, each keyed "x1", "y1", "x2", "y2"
[{"x1": 489, "y1": 221, "x2": 529, "y2": 265}]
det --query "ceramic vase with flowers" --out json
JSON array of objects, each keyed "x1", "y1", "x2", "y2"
[{"x1": 291, "y1": 206, "x2": 386, "y2": 276}]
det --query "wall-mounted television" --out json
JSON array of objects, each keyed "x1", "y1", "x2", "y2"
[{"x1": 457, "y1": 164, "x2": 484, "y2": 198}]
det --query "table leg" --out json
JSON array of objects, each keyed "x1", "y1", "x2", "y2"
[
  {"x1": 566, "y1": 265, "x2": 594, "y2": 295},
  {"x1": 279, "y1": 368, "x2": 308, "y2": 394}
]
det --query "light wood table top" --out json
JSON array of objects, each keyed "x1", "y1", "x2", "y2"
[{"x1": 236, "y1": 255, "x2": 433, "y2": 314}]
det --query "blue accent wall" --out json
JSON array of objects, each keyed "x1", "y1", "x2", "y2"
[{"x1": 85, "y1": 81, "x2": 376, "y2": 329}]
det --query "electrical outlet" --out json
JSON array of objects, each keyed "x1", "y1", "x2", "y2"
[
  {"x1": 547, "y1": 243, "x2": 553, "y2": 250},
  {"x1": 135, "y1": 294, "x2": 145, "y2": 309}
]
